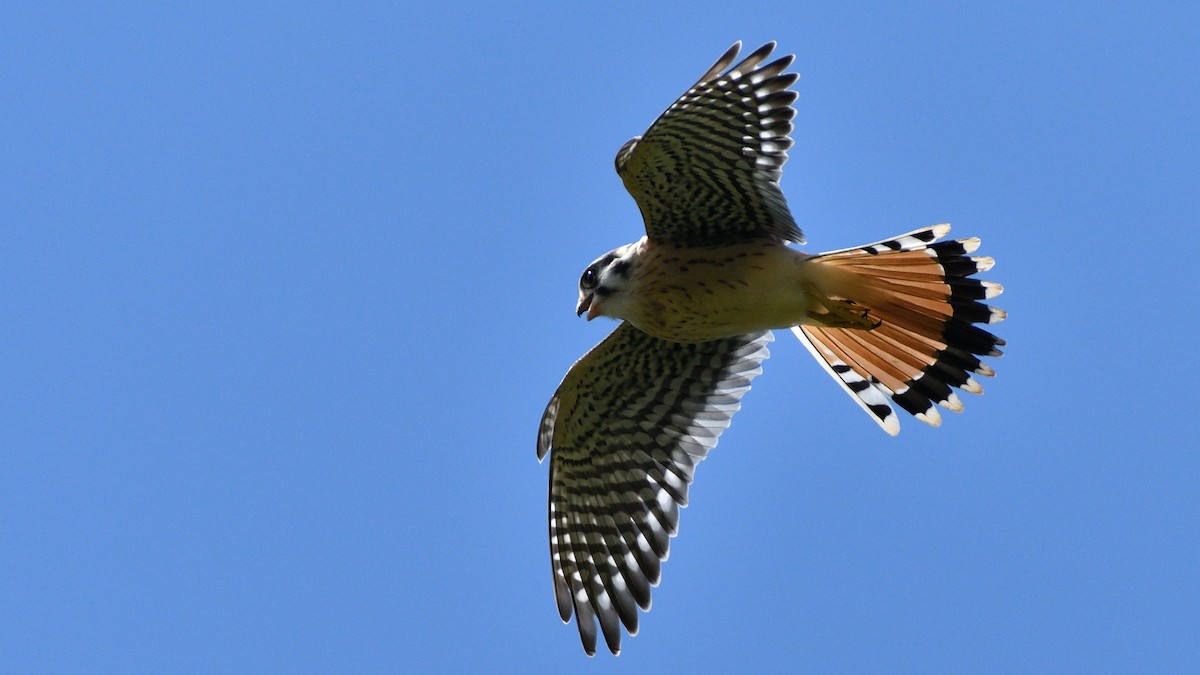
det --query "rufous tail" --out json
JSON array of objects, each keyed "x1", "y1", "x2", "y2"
[{"x1": 794, "y1": 224, "x2": 1005, "y2": 435}]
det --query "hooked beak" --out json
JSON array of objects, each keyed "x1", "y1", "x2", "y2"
[{"x1": 576, "y1": 294, "x2": 602, "y2": 321}]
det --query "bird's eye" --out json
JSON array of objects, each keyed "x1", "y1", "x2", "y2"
[{"x1": 580, "y1": 267, "x2": 599, "y2": 290}]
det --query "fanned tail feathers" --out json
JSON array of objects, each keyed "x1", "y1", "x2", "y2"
[{"x1": 794, "y1": 224, "x2": 1005, "y2": 435}]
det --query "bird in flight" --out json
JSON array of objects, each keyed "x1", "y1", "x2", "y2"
[{"x1": 537, "y1": 41, "x2": 1005, "y2": 656}]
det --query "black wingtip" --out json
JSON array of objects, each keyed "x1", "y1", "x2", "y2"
[{"x1": 700, "y1": 41, "x2": 743, "y2": 83}]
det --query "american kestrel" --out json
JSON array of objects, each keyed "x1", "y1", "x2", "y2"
[{"x1": 537, "y1": 41, "x2": 1005, "y2": 656}]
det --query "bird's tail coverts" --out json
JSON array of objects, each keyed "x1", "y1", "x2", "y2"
[{"x1": 794, "y1": 224, "x2": 1005, "y2": 435}]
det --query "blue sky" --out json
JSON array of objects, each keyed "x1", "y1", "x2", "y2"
[{"x1": 2, "y1": 2, "x2": 1197, "y2": 672}]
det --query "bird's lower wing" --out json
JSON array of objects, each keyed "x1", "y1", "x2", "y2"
[{"x1": 537, "y1": 323, "x2": 772, "y2": 655}]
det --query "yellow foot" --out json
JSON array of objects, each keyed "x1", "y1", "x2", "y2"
[{"x1": 813, "y1": 299, "x2": 881, "y2": 330}]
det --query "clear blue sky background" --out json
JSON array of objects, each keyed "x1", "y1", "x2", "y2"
[{"x1": 3, "y1": 2, "x2": 1197, "y2": 672}]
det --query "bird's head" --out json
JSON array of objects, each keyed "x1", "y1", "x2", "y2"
[{"x1": 575, "y1": 242, "x2": 638, "y2": 321}]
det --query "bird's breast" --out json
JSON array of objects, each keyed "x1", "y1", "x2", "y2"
[{"x1": 627, "y1": 240, "x2": 816, "y2": 342}]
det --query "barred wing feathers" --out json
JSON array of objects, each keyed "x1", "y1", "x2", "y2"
[
  {"x1": 615, "y1": 42, "x2": 803, "y2": 246},
  {"x1": 537, "y1": 323, "x2": 772, "y2": 655}
]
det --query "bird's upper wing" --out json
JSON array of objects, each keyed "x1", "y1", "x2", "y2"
[
  {"x1": 615, "y1": 42, "x2": 804, "y2": 246},
  {"x1": 537, "y1": 323, "x2": 772, "y2": 655}
]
